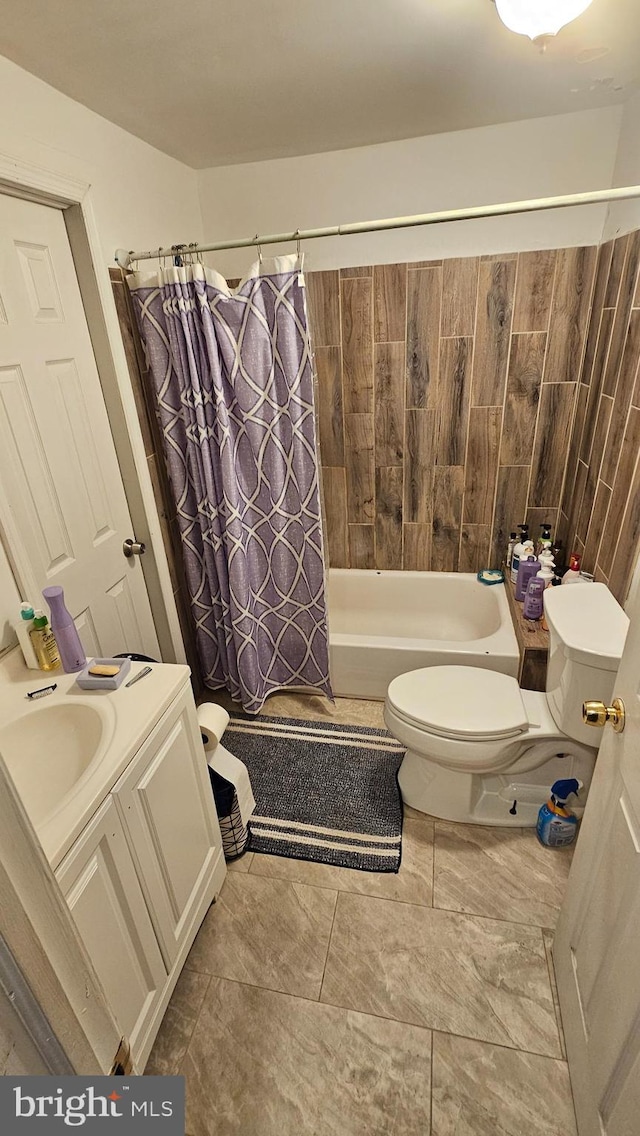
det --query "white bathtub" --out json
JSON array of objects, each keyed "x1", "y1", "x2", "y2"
[{"x1": 328, "y1": 569, "x2": 520, "y2": 700}]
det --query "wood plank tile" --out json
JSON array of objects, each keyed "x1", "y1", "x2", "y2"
[
  {"x1": 344, "y1": 412, "x2": 374, "y2": 522},
  {"x1": 603, "y1": 231, "x2": 640, "y2": 396},
  {"x1": 529, "y1": 383, "x2": 579, "y2": 507},
  {"x1": 409, "y1": 259, "x2": 443, "y2": 268},
  {"x1": 406, "y1": 266, "x2": 441, "y2": 408},
  {"x1": 608, "y1": 453, "x2": 640, "y2": 603},
  {"x1": 375, "y1": 466, "x2": 403, "y2": 570},
  {"x1": 373, "y1": 263, "x2": 407, "y2": 343},
  {"x1": 432, "y1": 466, "x2": 464, "y2": 571},
  {"x1": 635, "y1": 264, "x2": 640, "y2": 308},
  {"x1": 594, "y1": 564, "x2": 610, "y2": 584},
  {"x1": 544, "y1": 246, "x2": 597, "y2": 382},
  {"x1": 560, "y1": 382, "x2": 588, "y2": 517},
  {"x1": 459, "y1": 525, "x2": 491, "y2": 572},
  {"x1": 341, "y1": 276, "x2": 373, "y2": 413},
  {"x1": 374, "y1": 342, "x2": 404, "y2": 467},
  {"x1": 582, "y1": 480, "x2": 612, "y2": 574},
  {"x1": 579, "y1": 308, "x2": 615, "y2": 462},
  {"x1": 471, "y1": 259, "x2": 515, "y2": 405},
  {"x1": 599, "y1": 406, "x2": 640, "y2": 577},
  {"x1": 306, "y1": 270, "x2": 340, "y2": 347},
  {"x1": 403, "y1": 524, "x2": 431, "y2": 570},
  {"x1": 512, "y1": 249, "x2": 556, "y2": 334},
  {"x1": 315, "y1": 345, "x2": 344, "y2": 467},
  {"x1": 604, "y1": 234, "x2": 629, "y2": 308},
  {"x1": 569, "y1": 460, "x2": 589, "y2": 550},
  {"x1": 463, "y1": 406, "x2": 501, "y2": 525},
  {"x1": 581, "y1": 241, "x2": 614, "y2": 385},
  {"x1": 500, "y1": 332, "x2": 546, "y2": 466},
  {"x1": 490, "y1": 465, "x2": 530, "y2": 567},
  {"x1": 348, "y1": 524, "x2": 375, "y2": 569},
  {"x1": 322, "y1": 467, "x2": 348, "y2": 567},
  {"x1": 481, "y1": 252, "x2": 517, "y2": 262},
  {"x1": 601, "y1": 310, "x2": 640, "y2": 487},
  {"x1": 583, "y1": 394, "x2": 614, "y2": 522},
  {"x1": 436, "y1": 336, "x2": 473, "y2": 465},
  {"x1": 340, "y1": 266, "x2": 372, "y2": 278},
  {"x1": 441, "y1": 258, "x2": 479, "y2": 337},
  {"x1": 404, "y1": 408, "x2": 435, "y2": 523}
]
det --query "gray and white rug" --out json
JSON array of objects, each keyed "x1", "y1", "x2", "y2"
[{"x1": 225, "y1": 714, "x2": 405, "y2": 872}]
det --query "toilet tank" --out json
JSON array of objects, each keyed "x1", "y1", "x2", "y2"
[{"x1": 544, "y1": 583, "x2": 629, "y2": 747}]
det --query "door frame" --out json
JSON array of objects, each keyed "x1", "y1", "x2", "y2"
[{"x1": 0, "y1": 150, "x2": 186, "y2": 665}]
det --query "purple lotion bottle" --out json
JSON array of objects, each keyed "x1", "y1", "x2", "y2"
[{"x1": 42, "y1": 586, "x2": 86, "y2": 673}]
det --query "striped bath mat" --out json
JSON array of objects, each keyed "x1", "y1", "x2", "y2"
[{"x1": 224, "y1": 715, "x2": 405, "y2": 872}]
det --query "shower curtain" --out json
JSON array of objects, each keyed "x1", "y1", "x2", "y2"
[{"x1": 127, "y1": 254, "x2": 332, "y2": 714}]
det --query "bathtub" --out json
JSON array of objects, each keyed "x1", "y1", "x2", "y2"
[{"x1": 327, "y1": 569, "x2": 520, "y2": 700}]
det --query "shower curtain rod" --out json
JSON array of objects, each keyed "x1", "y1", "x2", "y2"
[{"x1": 115, "y1": 184, "x2": 640, "y2": 269}]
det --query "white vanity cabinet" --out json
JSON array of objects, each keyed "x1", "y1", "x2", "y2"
[
  {"x1": 112, "y1": 686, "x2": 224, "y2": 967},
  {"x1": 54, "y1": 681, "x2": 226, "y2": 1070},
  {"x1": 55, "y1": 795, "x2": 167, "y2": 1061}
]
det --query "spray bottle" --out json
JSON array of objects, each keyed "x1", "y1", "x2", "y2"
[{"x1": 537, "y1": 779, "x2": 583, "y2": 848}]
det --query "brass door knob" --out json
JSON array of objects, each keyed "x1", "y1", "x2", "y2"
[{"x1": 582, "y1": 698, "x2": 625, "y2": 733}]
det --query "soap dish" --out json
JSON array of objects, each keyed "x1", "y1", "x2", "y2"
[{"x1": 76, "y1": 657, "x2": 131, "y2": 690}]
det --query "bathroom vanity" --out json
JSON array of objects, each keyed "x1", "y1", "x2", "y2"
[{"x1": 0, "y1": 652, "x2": 226, "y2": 1071}]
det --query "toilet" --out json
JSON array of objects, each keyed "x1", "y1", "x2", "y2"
[{"x1": 384, "y1": 583, "x2": 629, "y2": 826}]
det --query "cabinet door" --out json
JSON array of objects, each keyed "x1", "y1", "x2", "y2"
[
  {"x1": 56, "y1": 796, "x2": 166, "y2": 1062},
  {"x1": 114, "y1": 689, "x2": 224, "y2": 966}
]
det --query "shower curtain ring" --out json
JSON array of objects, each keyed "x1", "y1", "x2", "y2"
[
  {"x1": 294, "y1": 229, "x2": 302, "y2": 259},
  {"x1": 255, "y1": 234, "x2": 263, "y2": 264}
]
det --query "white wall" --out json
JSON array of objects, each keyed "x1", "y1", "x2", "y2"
[
  {"x1": 0, "y1": 55, "x2": 204, "y2": 658},
  {"x1": 198, "y1": 107, "x2": 622, "y2": 278},
  {"x1": 604, "y1": 92, "x2": 640, "y2": 240},
  {"x1": 0, "y1": 55, "x2": 203, "y2": 267}
]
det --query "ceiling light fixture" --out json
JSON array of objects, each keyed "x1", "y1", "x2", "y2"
[{"x1": 495, "y1": 0, "x2": 595, "y2": 42}]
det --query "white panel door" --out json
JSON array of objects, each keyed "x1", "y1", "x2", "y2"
[
  {"x1": 114, "y1": 688, "x2": 224, "y2": 966},
  {"x1": 0, "y1": 193, "x2": 159, "y2": 658},
  {"x1": 56, "y1": 796, "x2": 166, "y2": 1063},
  {"x1": 554, "y1": 578, "x2": 640, "y2": 1136}
]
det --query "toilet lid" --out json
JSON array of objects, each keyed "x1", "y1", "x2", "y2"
[{"x1": 387, "y1": 666, "x2": 528, "y2": 740}]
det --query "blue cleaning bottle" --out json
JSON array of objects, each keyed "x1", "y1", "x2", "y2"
[{"x1": 537, "y1": 779, "x2": 583, "y2": 848}]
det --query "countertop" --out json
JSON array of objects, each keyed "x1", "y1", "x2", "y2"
[{"x1": 0, "y1": 648, "x2": 191, "y2": 868}]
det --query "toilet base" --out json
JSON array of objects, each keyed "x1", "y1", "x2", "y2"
[{"x1": 398, "y1": 748, "x2": 594, "y2": 827}]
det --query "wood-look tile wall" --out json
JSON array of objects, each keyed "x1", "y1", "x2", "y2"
[
  {"x1": 308, "y1": 247, "x2": 600, "y2": 576},
  {"x1": 109, "y1": 268, "x2": 204, "y2": 693},
  {"x1": 558, "y1": 231, "x2": 640, "y2": 603}
]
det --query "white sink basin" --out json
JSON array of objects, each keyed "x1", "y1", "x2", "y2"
[{"x1": 0, "y1": 702, "x2": 108, "y2": 827}]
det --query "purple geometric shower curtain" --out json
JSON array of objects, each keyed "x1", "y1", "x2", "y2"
[{"x1": 128, "y1": 254, "x2": 332, "y2": 713}]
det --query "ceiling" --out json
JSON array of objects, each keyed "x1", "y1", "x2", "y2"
[{"x1": 0, "y1": 0, "x2": 638, "y2": 168}]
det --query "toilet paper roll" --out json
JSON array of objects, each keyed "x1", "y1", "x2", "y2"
[
  {"x1": 197, "y1": 703, "x2": 230, "y2": 748},
  {"x1": 197, "y1": 703, "x2": 255, "y2": 826}
]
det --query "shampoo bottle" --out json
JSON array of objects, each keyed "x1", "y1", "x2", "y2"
[
  {"x1": 510, "y1": 525, "x2": 530, "y2": 584},
  {"x1": 42, "y1": 586, "x2": 85, "y2": 673},
  {"x1": 537, "y1": 779, "x2": 583, "y2": 848},
  {"x1": 536, "y1": 552, "x2": 556, "y2": 588},
  {"x1": 515, "y1": 552, "x2": 540, "y2": 601},
  {"x1": 506, "y1": 531, "x2": 517, "y2": 571},
  {"x1": 15, "y1": 602, "x2": 41, "y2": 670},
  {"x1": 29, "y1": 610, "x2": 61, "y2": 672}
]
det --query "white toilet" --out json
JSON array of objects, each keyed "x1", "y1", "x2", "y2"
[{"x1": 384, "y1": 583, "x2": 629, "y2": 826}]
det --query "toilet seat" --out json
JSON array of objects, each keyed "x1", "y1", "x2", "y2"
[{"x1": 386, "y1": 666, "x2": 529, "y2": 742}]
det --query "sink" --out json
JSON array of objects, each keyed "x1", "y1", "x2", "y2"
[{"x1": 0, "y1": 702, "x2": 107, "y2": 827}]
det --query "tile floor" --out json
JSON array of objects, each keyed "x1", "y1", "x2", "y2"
[{"x1": 147, "y1": 693, "x2": 577, "y2": 1136}]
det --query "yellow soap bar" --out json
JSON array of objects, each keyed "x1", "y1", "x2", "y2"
[{"x1": 88, "y1": 664, "x2": 121, "y2": 677}]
